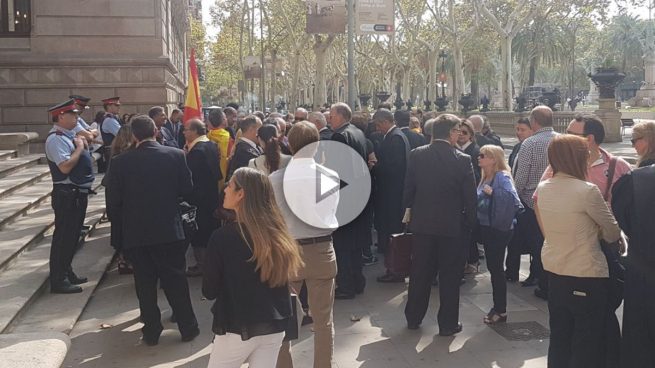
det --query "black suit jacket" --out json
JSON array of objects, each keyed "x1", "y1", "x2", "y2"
[
  {"x1": 319, "y1": 127, "x2": 333, "y2": 141},
  {"x1": 461, "y1": 142, "x2": 481, "y2": 184},
  {"x1": 373, "y1": 127, "x2": 410, "y2": 228},
  {"x1": 187, "y1": 140, "x2": 222, "y2": 215},
  {"x1": 106, "y1": 141, "x2": 192, "y2": 248},
  {"x1": 226, "y1": 140, "x2": 261, "y2": 180},
  {"x1": 403, "y1": 140, "x2": 477, "y2": 237},
  {"x1": 400, "y1": 127, "x2": 427, "y2": 150},
  {"x1": 331, "y1": 123, "x2": 367, "y2": 159}
]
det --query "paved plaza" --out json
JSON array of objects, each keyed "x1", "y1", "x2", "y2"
[
  {"x1": 58, "y1": 134, "x2": 635, "y2": 368},
  {"x1": 61, "y1": 247, "x2": 559, "y2": 368}
]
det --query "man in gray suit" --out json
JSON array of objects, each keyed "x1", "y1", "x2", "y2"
[{"x1": 403, "y1": 114, "x2": 477, "y2": 336}]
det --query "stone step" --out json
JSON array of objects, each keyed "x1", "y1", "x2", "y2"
[
  {"x1": 0, "y1": 165, "x2": 51, "y2": 201},
  {"x1": 0, "y1": 179, "x2": 54, "y2": 230},
  {"x1": 9, "y1": 222, "x2": 114, "y2": 335},
  {"x1": 0, "y1": 150, "x2": 17, "y2": 161},
  {"x1": 0, "y1": 155, "x2": 42, "y2": 180},
  {"x1": 0, "y1": 184, "x2": 106, "y2": 334}
]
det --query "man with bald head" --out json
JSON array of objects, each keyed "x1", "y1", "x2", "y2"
[
  {"x1": 294, "y1": 107, "x2": 309, "y2": 123},
  {"x1": 468, "y1": 114, "x2": 503, "y2": 148},
  {"x1": 329, "y1": 102, "x2": 369, "y2": 299},
  {"x1": 513, "y1": 105, "x2": 558, "y2": 297},
  {"x1": 308, "y1": 111, "x2": 333, "y2": 140}
]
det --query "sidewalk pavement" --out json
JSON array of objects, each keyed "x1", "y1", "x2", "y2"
[{"x1": 62, "y1": 250, "x2": 565, "y2": 368}]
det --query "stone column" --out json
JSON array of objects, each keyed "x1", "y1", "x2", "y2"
[
  {"x1": 595, "y1": 99, "x2": 622, "y2": 143},
  {"x1": 635, "y1": 56, "x2": 655, "y2": 107}
]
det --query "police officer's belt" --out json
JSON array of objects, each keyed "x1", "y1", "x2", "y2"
[{"x1": 297, "y1": 235, "x2": 332, "y2": 245}]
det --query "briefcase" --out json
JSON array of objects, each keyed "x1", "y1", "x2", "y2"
[{"x1": 389, "y1": 227, "x2": 413, "y2": 277}]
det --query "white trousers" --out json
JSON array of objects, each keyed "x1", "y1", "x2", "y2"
[{"x1": 207, "y1": 332, "x2": 285, "y2": 368}]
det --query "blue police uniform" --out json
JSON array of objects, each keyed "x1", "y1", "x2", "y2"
[{"x1": 45, "y1": 99, "x2": 95, "y2": 293}]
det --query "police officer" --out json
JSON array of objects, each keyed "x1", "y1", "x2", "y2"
[
  {"x1": 69, "y1": 95, "x2": 99, "y2": 145},
  {"x1": 100, "y1": 97, "x2": 122, "y2": 163},
  {"x1": 45, "y1": 99, "x2": 95, "y2": 294}
]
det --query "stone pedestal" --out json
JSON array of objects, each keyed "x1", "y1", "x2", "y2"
[
  {"x1": 635, "y1": 57, "x2": 655, "y2": 107},
  {"x1": 595, "y1": 98, "x2": 622, "y2": 143},
  {"x1": 587, "y1": 80, "x2": 599, "y2": 104}
]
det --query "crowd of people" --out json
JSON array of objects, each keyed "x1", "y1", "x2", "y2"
[{"x1": 42, "y1": 94, "x2": 655, "y2": 368}]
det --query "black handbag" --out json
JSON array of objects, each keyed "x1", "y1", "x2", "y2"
[
  {"x1": 178, "y1": 201, "x2": 198, "y2": 240},
  {"x1": 283, "y1": 293, "x2": 301, "y2": 342}
]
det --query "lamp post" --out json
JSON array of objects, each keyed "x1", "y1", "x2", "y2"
[{"x1": 439, "y1": 50, "x2": 447, "y2": 98}]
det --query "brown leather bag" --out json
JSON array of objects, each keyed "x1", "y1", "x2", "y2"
[{"x1": 388, "y1": 225, "x2": 413, "y2": 277}]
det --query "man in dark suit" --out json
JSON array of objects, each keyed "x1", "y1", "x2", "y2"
[
  {"x1": 371, "y1": 109, "x2": 411, "y2": 283},
  {"x1": 308, "y1": 111, "x2": 333, "y2": 140},
  {"x1": 106, "y1": 115, "x2": 199, "y2": 345},
  {"x1": 149, "y1": 106, "x2": 178, "y2": 148},
  {"x1": 394, "y1": 110, "x2": 426, "y2": 149},
  {"x1": 329, "y1": 102, "x2": 369, "y2": 299},
  {"x1": 403, "y1": 114, "x2": 477, "y2": 336},
  {"x1": 182, "y1": 119, "x2": 221, "y2": 277},
  {"x1": 225, "y1": 115, "x2": 262, "y2": 180},
  {"x1": 164, "y1": 109, "x2": 185, "y2": 149}
]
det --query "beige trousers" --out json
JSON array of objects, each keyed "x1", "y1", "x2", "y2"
[{"x1": 277, "y1": 240, "x2": 337, "y2": 368}]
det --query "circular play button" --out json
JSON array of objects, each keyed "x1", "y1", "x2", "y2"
[{"x1": 283, "y1": 140, "x2": 371, "y2": 229}]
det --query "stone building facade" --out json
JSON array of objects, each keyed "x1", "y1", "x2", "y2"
[{"x1": 0, "y1": 0, "x2": 189, "y2": 141}]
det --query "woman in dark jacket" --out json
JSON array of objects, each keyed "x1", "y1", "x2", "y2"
[
  {"x1": 458, "y1": 120, "x2": 482, "y2": 273},
  {"x1": 202, "y1": 167, "x2": 303, "y2": 368}
]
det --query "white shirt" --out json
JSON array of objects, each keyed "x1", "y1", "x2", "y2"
[{"x1": 270, "y1": 158, "x2": 338, "y2": 239}]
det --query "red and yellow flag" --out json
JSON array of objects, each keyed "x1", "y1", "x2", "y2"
[{"x1": 183, "y1": 49, "x2": 202, "y2": 125}]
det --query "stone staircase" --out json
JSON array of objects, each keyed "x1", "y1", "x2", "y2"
[{"x1": 0, "y1": 148, "x2": 113, "y2": 368}]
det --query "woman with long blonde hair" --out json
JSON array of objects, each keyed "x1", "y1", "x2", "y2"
[
  {"x1": 202, "y1": 167, "x2": 303, "y2": 368},
  {"x1": 476, "y1": 145, "x2": 523, "y2": 324}
]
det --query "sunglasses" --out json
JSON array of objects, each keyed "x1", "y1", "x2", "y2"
[
  {"x1": 631, "y1": 137, "x2": 643, "y2": 146},
  {"x1": 478, "y1": 153, "x2": 485, "y2": 159}
]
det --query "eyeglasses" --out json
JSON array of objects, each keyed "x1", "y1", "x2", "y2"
[
  {"x1": 478, "y1": 153, "x2": 485, "y2": 159},
  {"x1": 631, "y1": 137, "x2": 643, "y2": 146},
  {"x1": 460, "y1": 130, "x2": 469, "y2": 136},
  {"x1": 566, "y1": 131, "x2": 586, "y2": 137}
]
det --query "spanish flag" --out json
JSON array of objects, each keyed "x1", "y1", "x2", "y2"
[{"x1": 183, "y1": 49, "x2": 202, "y2": 124}]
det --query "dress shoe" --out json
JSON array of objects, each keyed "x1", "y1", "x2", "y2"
[
  {"x1": 51, "y1": 280, "x2": 83, "y2": 294},
  {"x1": 301, "y1": 315, "x2": 314, "y2": 326},
  {"x1": 521, "y1": 276, "x2": 538, "y2": 287},
  {"x1": 534, "y1": 288, "x2": 548, "y2": 300},
  {"x1": 142, "y1": 335, "x2": 160, "y2": 346},
  {"x1": 334, "y1": 289, "x2": 355, "y2": 300},
  {"x1": 439, "y1": 322, "x2": 463, "y2": 336},
  {"x1": 407, "y1": 322, "x2": 421, "y2": 330},
  {"x1": 376, "y1": 272, "x2": 405, "y2": 283},
  {"x1": 67, "y1": 272, "x2": 88, "y2": 285},
  {"x1": 181, "y1": 326, "x2": 200, "y2": 342}
]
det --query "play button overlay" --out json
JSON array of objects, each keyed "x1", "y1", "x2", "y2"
[
  {"x1": 283, "y1": 140, "x2": 371, "y2": 229},
  {"x1": 316, "y1": 165, "x2": 345, "y2": 203}
]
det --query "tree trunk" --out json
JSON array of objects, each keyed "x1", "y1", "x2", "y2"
[
  {"x1": 453, "y1": 39, "x2": 465, "y2": 110},
  {"x1": 313, "y1": 35, "x2": 335, "y2": 110},
  {"x1": 500, "y1": 36, "x2": 513, "y2": 110},
  {"x1": 271, "y1": 48, "x2": 277, "y2": 111},
  {"x1": 528, "y1": 56, "x2": 537, "y2": 87},
  {"x1": 471, "y1": 64, "x2": 479, "y2": 106},
  {"x1": 289, "y1": 47, "x2": 302, "y2": 111},
  {"x1": 428, "y1": 49, "x2": 437, "y2": 103}
]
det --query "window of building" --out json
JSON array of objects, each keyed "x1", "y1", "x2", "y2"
[{"x1": 1, "y1": 0, "x2": 30, "y2": 37}]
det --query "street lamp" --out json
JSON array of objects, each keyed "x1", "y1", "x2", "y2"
[{"x1": 435, "y1": 49, "x2": 449, "y2": 111}]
